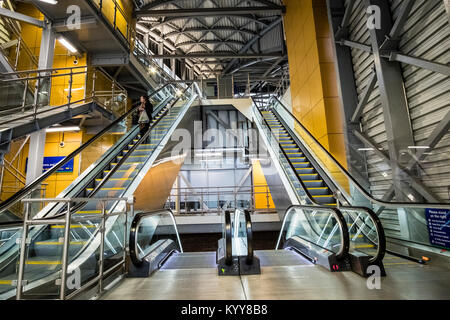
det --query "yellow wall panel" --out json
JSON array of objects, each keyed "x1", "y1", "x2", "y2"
[
  {"x1": 284, "y1": 0, "x2": 348, "y2": 170},
  {"x1": 252, "y1": 161, "x2": 276, "y2": 210}
]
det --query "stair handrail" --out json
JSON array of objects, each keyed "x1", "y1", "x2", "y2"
[
  {"x1": 223, "y1": 210, "x2": 233, "y2": 265},
  {"x1": 269, "y1": 97, "x2": 450, "y2": 210},
  {"x1": 276, "y1": 205, "x2": 350, "y2": 260},
  {"x1": 129, "y1": 209, "x2": 183, "y2": 267},
  {"x1": 243, "y1": 210, "x2": 255, "y2": 264}
]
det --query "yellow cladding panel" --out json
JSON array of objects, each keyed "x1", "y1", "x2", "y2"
[
  {"x1": 283, "y1": 0, "x2": 348, "y2": 171},
  {"x1": 252, "y1": 161, "x2": 275, "y2": 210}
]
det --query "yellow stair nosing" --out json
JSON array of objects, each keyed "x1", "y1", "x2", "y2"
[
  {"x1": 86, "y1": 187, "x2": 125, "y2": 191},
  {"x1": 51, "y1": 225, "x2": 96, "y2": 229},
  {"x1": 35, "y1": 241, "x2": 87, "y2": 246},
  {"x1": 25, "y1": 261, "x2": 61, "y2": 265}
]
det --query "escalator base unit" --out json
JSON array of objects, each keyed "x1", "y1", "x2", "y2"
[
  {"x1": 239, "y1": 256, "x2": 261, "y2": 276},
  {"x1": 128, "y1": 240, "x2": 178, "y2": 278},
  {"x1": 349, "y1": 251, "x2": 386, "y2": 278},
  {"x1": 284, "y1": 236, "x2": 351, "y2": 272}
]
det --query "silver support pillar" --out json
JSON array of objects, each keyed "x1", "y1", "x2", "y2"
[
  {"x1": 364, "y1": 0, "x2": 418, "y2": 202},
  {"x1": 364, "y1": 0, "x2": 427, "y2": 241},
  {"x1": 25, "y1": 130, "x2": 46, "y2": 185},
  {"x1": 25, "y1": 24, "x2": 56, "y2": 186}
]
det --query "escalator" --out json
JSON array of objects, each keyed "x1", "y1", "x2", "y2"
[
  {"x1": 0, "y1": 83, "x2": 197, "y2": 299},
  {"x1": 260, "y1": 110, "x2": 337, "y2": 206},
  {"x1": 253, "y1": 99, "x2": 387, "y2": 276},
  {"x1": 253, "y1": 95, "x2": 450, "y2": 279}
]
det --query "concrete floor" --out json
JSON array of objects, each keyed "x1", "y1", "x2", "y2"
[{"x1": 101, "y1": 250, "x2": 450, "y2": 300}]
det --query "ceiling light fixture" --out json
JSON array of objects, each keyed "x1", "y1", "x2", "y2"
[{"x1": 58, "y1": 37, "x2": 78, "y2": 53}]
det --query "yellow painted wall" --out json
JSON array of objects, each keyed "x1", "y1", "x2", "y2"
[
  {"x1": 91, "y1": 0, "x2": 135, "y2": 44},
  {"x1": 252, "y1": 160, "x2": 275, "y2": 210},
  {"x1": 0, "y1": 132, "x2": 82, "y2": 200},
  {"x1": 284, "y1": 0, "x2": 348, "y2": 168},
  {"x1": 16, "y1": 3, "x2": 87, "y2": 106},
  {"x1": 0, "y1": 3, "x2": 134, "y2": 203}
]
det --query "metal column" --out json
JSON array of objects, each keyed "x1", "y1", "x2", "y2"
[{"x1": 363, "y1": 0, "x2": 419, "y2": 202}]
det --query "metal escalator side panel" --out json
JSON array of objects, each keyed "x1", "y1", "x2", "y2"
[{"x1": 252, "y1": 107, "x2": 301, "y2": 205}]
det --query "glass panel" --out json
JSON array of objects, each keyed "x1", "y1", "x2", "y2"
[
  {"x1": 134, "y1": 211, "x2": 181, "y2": 260},
  {"x1": 0, "y1": 224, "x2": 22, "y2": 296},
  {"x1": 341, "y1": 208, "x2": 380, "y2": 259},
  {"x1": 279, "y1": 207, "x2": 344, "y2": 255},
  {"x1": 231, "y1": 210, "x2": 248, "y2": 257}
]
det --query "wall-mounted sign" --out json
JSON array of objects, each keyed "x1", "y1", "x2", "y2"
[
  {"x1": 26, "y1": 157, "x2": 74, "y2": 173},
  {"x1": 425, "y1": 208, "x2": 450, "y2": 250}
]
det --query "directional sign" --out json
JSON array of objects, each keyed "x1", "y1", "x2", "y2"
[{"x1": 425, "y1": 208, "x2": 450, "y2": 250}]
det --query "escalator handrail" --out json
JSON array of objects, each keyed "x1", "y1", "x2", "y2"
[
  {"x1": 271, "y1": 97, "x2": 450, "y2": 209},
  {"x1": 253, "y1": 103, "x2": 324, "y2": 206},
  {"x1": 276, "y1": 205, "x2": 350, "y2": 260},
  {"x1": 224, "y1": 210, "x2": 233, "y2": 265},
  {"x1": 129, "y1": 209, "x2": 183, "y2": 267},
  {"x1": 340, "y1": 206, "x2": 386, "y2": 265},
  {"x1": 244, "y1": 210, "x2": 254, "y2": 264},
  {"x1": 0, "y1": 84, "x2": 170, "y2": 219}
]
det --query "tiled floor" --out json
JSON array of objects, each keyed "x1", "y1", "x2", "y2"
[{"x1": 101, "y1": 250, "x2": 450, "y2": 300}]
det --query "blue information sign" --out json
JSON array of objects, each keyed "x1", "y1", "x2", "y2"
[
  {"x1": 425, "y1": 208, "x2": 450, "y2": 250},
  {"x1": 43, "y1": 157, "x2": 74, "y2": 173},
  {"x1": 26, "y1": 157, "x2": 74, "y2": 173}
]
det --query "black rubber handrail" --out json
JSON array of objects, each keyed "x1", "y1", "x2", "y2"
[
  {"x1": 340, "y1": 206, "x2": 386, "y2": 264},
  {"x1": 271, "y1": 97, "x2": 450, "y2": 209},
  {"x1": 224, "y1": 210, "x2": 233, "y2": 266},
  {"x1": 276, "y1": 205, "x2": 350, "y2": 260},
  {"x1": 0, "y1": 84, "x2": 170, "y2": 218},
  {"x1": 243, "y1": 210, "x2": 254, "y2": 265},
  {"x1": 129, "y1": 209, "x2": 182, "y2": 267}
]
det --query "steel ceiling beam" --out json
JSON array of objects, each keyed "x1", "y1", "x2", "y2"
[
  {"x1": 222, "y1": 17, "x2": 283, "y2": 74},
  {"x1": 175, "y1": 40, "x2": 245, "y2": 48},
  {"x1": 0, "y1": 7, "x2": 45, "y2": 28},
  {"x1": 165, "y1": 27, "x2": 257, "y2": 37},
  {"x1": 142, "y1": 53, "x2": 283, "y2": 59},
  {"x1": 137, "y1": 7, "x2": 285, "y2": 18},
  {"x1": 139, "y1": 0, "x2": 285, "y2": 10}
]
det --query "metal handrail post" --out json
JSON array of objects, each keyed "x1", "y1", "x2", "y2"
[
  {"x1": 59, "y1": 202, "x2": 72, "y2": 300},
  {"x1": 21, "y1": 79, "x2": 29, "y2": 113},
  {"x1": 98, "y1": 200, "x2": 106, "y2": 295},
  {"x1": 16, "y1": 202, "x2": 30, "y2": 300},
  {"x1": 92, "y1": 69, "x2": 97, "y2": 98},
  {"x1": 67, "y1": 70, "x2": 73, "y2": 110},
  {"x1": 14, "y1": 38, "x2": 21, "y2": 70},
  {"x1": 32, "y1": 73, "x2": 39, "y2": 120}
]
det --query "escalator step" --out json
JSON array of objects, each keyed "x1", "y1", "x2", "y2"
[
  {"x1": 35, "y1": 241, "x2": 87, "y2": 246},
  {"x1": 86, "y1": 188, "x2": 125, "y2": 192},
  {"x1": 51, "y1": 225, "x2": 97, "y2": 229}
]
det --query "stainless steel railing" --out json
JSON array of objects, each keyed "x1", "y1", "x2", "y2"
[{"x1": 15, "y1": 196, "x2": 133, "y2": 300}]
